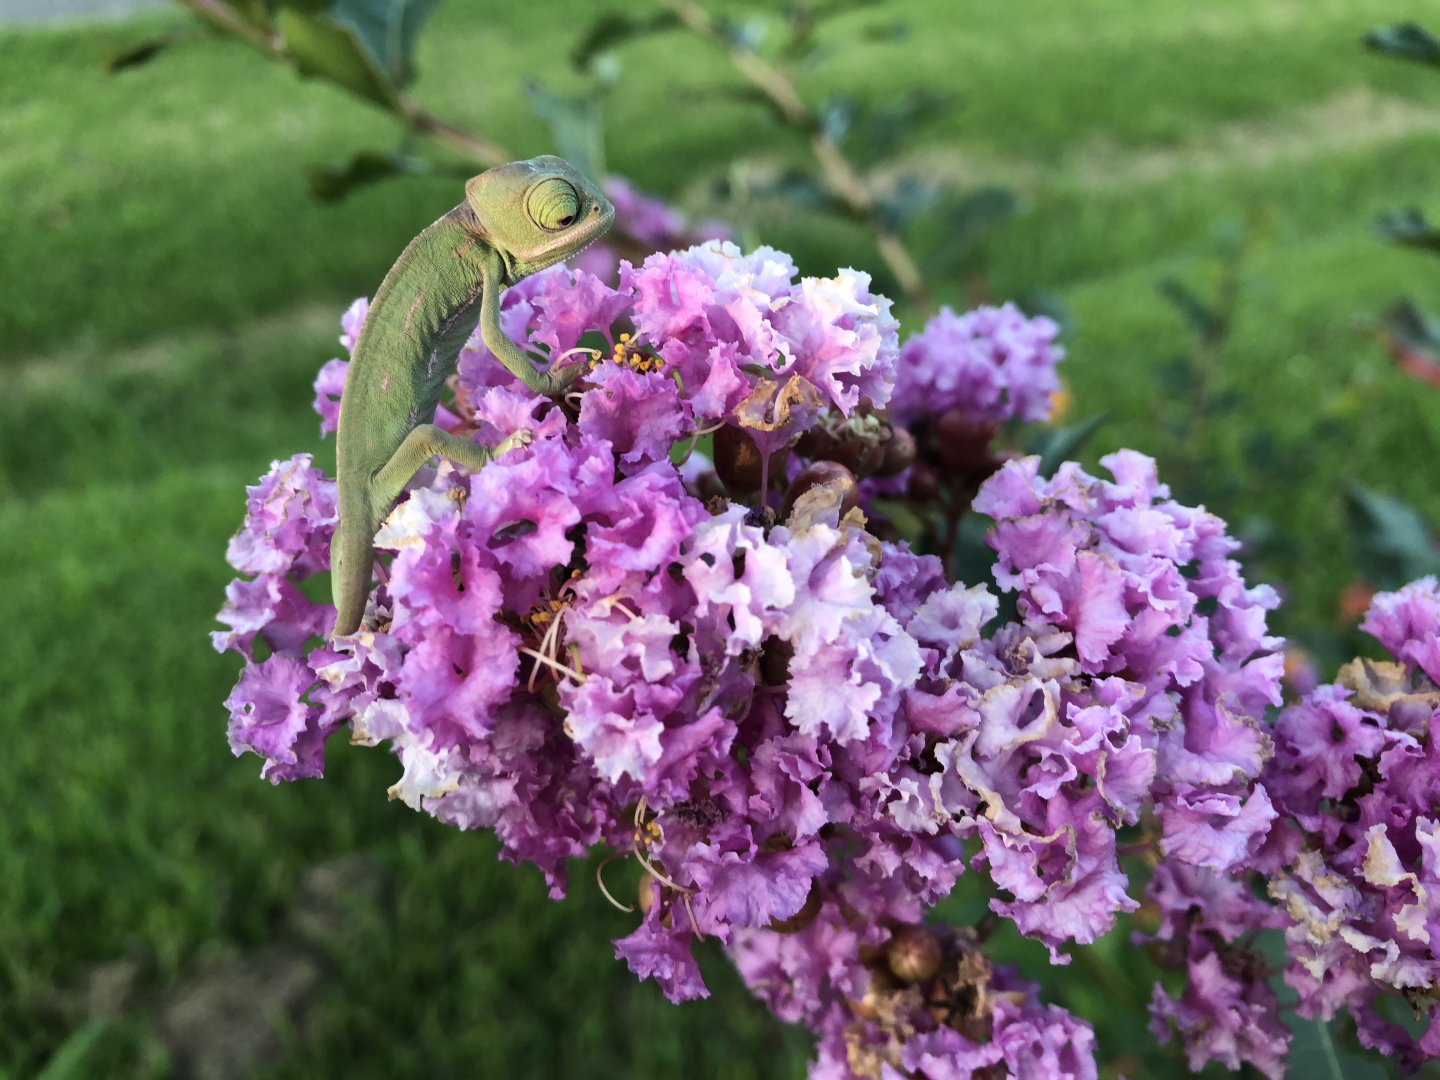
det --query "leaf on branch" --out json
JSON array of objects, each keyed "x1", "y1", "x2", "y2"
[
  {"x1": 875, "y1": 175, "x2": 943, "y2": 232},
  {"x1": 1380, "y1": 299, "x2": 1440, "y2": 387},
  {"x1": 1346, "y1": 484, "x2": 1440, "y2": 588},
  {"x1": 327, "y1": 0, "x2": 439, "y2": 86},
  {"x1": 522, "y1": 81, "x2": 605, "y2": 181},
  {"x1": 1364, "y1": 22, "x2": 1440, "y2": 67},
  {"x1": 1374, "y1": 208, "x2": 1440, "y2": 254},
  {"x1": 104, "y1": 34, "x2": 176, "y2": 72},
  {"x1": 272, "y1": 0, "x2": 439, "y2": 106},
  {"x1": 921, "y1": 187, "x2": 1022, "y2": 278},
  {"x1": 570, "y1": 11, "x2": 679, "y2": 71},
  {"x1": 307, "y1": 149, "x2": 432, "y2": 202},
  {"x1": 733, "y1": 167, "x2": 841, "y2": 214},
  {"x1": 276, "y1": 7, "x2": 397, "y2": 106},
  {"x1": 1157, "y1": 277, "x2": 1223, "y2": 345},
  {"x1": 840, "y1": 90, "x2": 953, "y2": 167}
]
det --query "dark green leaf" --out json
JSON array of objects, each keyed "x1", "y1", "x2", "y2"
[
  {"x1": 323, "y1": 0, "x2": 439, "y2": 87},
  {"x1": 276, "y1": 7, "x2": 398, "y2": 106},
  {"x1": 105, "y1": 34, "x2": 175, "y2": 72},
  {"x1": 1379, "y1": 300, "x2": 1440, "y2": 387},
  {"x1": 874, "y1": 175, "x2": 942, "y2": 232},
  {"x1": 570, "y1": 11, "x2": 679, "y2": 70},
  {"x1": 1014, "y1": 290, "x2": 1069, "y2": 329},
  {"x1": 1382, "y1": 298, "x2": 1440, "y2": 353},
  {"x1": 1374, "y1": 208, "x2": 1440, "y2": 254},
  {"x1": 922, "y1": 186, "x2": 1021, "y2": 278},
  {"x1": 842, "y1": 90, "x2": 952, "y2": 166},
  {"x1": 1155, "y1": 354, "x2": 1198, "y2": 396},
  {"x1": 1027, "y1": 413, "x2": 1108, "y2": 477},
  {"x1": 1364, "y1": 22, "x2": 1440, "y2": 67},
  {"x1": 1346, "y1": 484, "x2": 1440, "y2": 588},
  {"x1": 307, "y1": 148, "x2": 436, "y2": 202},
  {"x1": 735, "y1": 167, "x2": 839, "y2": 213},
  {"x1": 718, "y1": 16, "x2": 768, "y2": 52},
  {"x1": 819, "y1": 97, "x2": 855, "y2": 144},
  {"x1": 1157, "y1": 277, "x2": 1222, "y2": 343},
  {"x1": 521, "y1": 81, "x2": 605, "y2": 180}
]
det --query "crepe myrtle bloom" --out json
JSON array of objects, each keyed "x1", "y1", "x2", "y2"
[{"x1": 214, "y1": 234, "x2": 1398, "y2": 1080}]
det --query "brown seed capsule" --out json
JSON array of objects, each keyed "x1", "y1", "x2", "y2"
[
  {"x1": 907, "y1": 461, "x2": 941, "y2": 502},
  {"x1": 713, "y1": 424, "x2": 785, "y2": 496},
  {"x1": 713, "y1": 424, "x2": 764, "y2": 494},
  {"x1": 781, "y1": 460, "x2": 859, "y2": 521},
  {"x1": 886, "y1": 925, "x2": 943, "y2": 985},
  {"x1": 933, "y1": 410, "x2": 997, "y2": 479},
  {"x1": 874, "y1": 426, "x2": 916, "y2": 478}
]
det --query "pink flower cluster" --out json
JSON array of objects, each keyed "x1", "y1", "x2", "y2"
[{"x1": 217, "y1": 233, "x2": 1435, "y2": 1078}]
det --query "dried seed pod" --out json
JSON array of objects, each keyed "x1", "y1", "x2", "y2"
[
  {"x1": 907, "y1": 461, "x2": 941, "y2": 502},
  {"x1": 933, "y1": 410, "x2": 997, "y2": 479},
  {"x1": 886, "y1": 925, "x2": 943, "y2": 985},
  {"x1": 874, "y1": 426, "x2": 916, "y2": 478},
  {"x1": 713, "y1": 424, "x2": 785, "y2": 496},
  {"x1": 781, "y1": 460, "x2": 859, "y2": 521}
]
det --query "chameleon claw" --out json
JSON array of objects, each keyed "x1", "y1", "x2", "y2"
[{"x1": 497, "y1": 428, "x2": 534, "y2": 456}]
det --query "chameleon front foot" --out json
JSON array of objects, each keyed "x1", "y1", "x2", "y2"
[
  {"x1": 495, "y1": 428, "x2": 535, "y2": 455},
  {"x1": 516, "y1": 360, "x2": 587, "y2": 399}
]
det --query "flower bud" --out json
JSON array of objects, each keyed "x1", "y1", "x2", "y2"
[
  {"x1": 934, "y1": 411, "x2": 996, "y2": 473},
  {"x1": 713, "y1": 424, "x2": 784, "y2": 496},
  {"x1": 874, "y1": 426, "x2": 916, "y2": 478},
  {"x1": 907, "y1": 461, "x2": 940, "y2": 502},
  {"x1": 886, "y1": 925, "x2": 942, "y2": 985},
  {"x1": 781, "y1": 461, "x2": 859, "y2": 521}
]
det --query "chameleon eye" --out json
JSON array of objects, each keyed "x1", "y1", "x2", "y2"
[{"x1": 527, "y1": 178, "x2": 581, "y2": 231}]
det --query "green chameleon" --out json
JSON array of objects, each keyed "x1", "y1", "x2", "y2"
[{"x1": 331, "y1": 155, "x2": 615, "y2": 636}]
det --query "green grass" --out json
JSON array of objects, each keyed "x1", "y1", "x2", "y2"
[{"x1": 4, "y1": 0, "x2": 1440, "y2": 1076}]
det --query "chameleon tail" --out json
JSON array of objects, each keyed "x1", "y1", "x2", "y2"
[{"x1": 331, "y1": 511, "x2": 378, "y2": 638}]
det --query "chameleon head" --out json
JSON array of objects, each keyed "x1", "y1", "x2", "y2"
[{"x1": 464, "y1": 156, "x2": 615, "y2": 282}]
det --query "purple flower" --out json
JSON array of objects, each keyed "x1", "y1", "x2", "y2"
[{"x1": 891, "y1": 303, "x2": 1064, "y2": 429}]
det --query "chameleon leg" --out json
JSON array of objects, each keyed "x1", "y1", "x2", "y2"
[
  {"x1": 479, "y1": 256, "x2": 587, "y2": 397},
  {"x1": 371, "y1": 424, "x2": 532, "y2": 510}
]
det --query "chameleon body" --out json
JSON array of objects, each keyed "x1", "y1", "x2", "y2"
[{"x1": 331, "y1": 156, "x2": 615, "y2": 636}]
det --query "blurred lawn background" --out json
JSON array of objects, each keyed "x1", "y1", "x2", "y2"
[{"x1": 3, "y1": 1, "x2": 1440, "y2": 1076}]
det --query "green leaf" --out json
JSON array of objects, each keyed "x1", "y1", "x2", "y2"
[
  {"x1": 1374, "y1": 208, "x2": 1440, "y2": 254},
  {"x1": 922, "y1": 186, "x2": 1021, "y2": 277},
  {"x1": 1157, "y1": 277, "x2": 1222, "y2": 344},
  {"x1": 104, "y1": 34, "x2": 175, "y2": 72},
  {"x1": 840, "y1": 90, "x2": 952, "y2": 167},
  {"x1": 521, "y1": 81, "x2": 606, "y2": 180},
  {"x1": 1364, "y1": 22, "x2": 1440, "y2": 67},
  {"x1": 35, "y1": 1023, "x2": 112, "y2": 1080},
  {"x1": 276, "y1": 7, "x2": 398, "y2": 106},
  {"x1": 569, "y1": 11, "x2": 679, "y2": 71},
  {"x1": 1346, "y1": 484, "x2": 1440, "y2": 588},
  {"x1": 307, "y1": 148, "x2": 420, "y2": 202},
  {"x1": 1027, "y1": 413, "x2": 1108, "y2": 477},
  {"x1": 875, "y1": 175, "x2": 943, "y2": 232},
  {"x1": 324, "y1": 0, "x2": 439, "y2": 86}
]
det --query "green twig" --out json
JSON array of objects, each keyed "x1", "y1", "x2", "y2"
[{"x1": 658, "y1": 0, "x2": 932, "y2": 313}]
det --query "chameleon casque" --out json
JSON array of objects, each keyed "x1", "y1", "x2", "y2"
[{"x1": 331, "y1": 156, "x2": 615, "y2": 636}]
